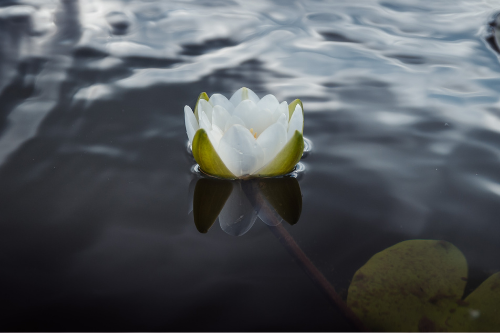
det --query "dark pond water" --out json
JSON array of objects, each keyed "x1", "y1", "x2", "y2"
[{"x1": 1, "y1": 0, "x2": 500, "y2": 331}]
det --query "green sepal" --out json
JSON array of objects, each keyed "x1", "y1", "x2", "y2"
[
  {"x1": 194, "y1": 92, "x2": 209, "y2": 121},
  {"x1": 256, "y1": 178, "x2": 302, "y2": 225},
  {"x1": 255, "y1": 130, "x2": 304, "y2": 178},
  {"x1": 193, "y1": 178, "x2": 233, "y2": 233},
  {"x1": 288, "y1": 99, "x2": 304, "y2": 119},
  {"x1": 192, "y1": 128, "x2": 236, "y2": 179}
]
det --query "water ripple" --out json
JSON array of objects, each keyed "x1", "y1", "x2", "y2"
[{"x1": 1, "y1": 0, "x2": 500, "y2": 331}]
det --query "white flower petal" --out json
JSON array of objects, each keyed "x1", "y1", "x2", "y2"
[
  {"x1": 209, "y1": 94, "x2": 234, "y2": 114},
  {"x1": 233, "y1": 100, "x2": 273, "y2": 135},
  {"x1": 199, "y1": 110, "x2": 222, "y2": 148},
  {"x1": 199, "y1": 110, "x2": 212, "y2": 131},
  {"x1": 224, "y1": 115, "x2": 246, "y2": 132},
  {"x1": 287, "y1": 104, "x2": 303, "y2": 141},
  {"x1": 198, "y1": 99, "x2": 213, "y2": 120},
  {"x1": 212, "y1": 124, "x2": 224, "y2": 136},
  {"x1": 184, "y1": 117, "x2": 196, "y2": 147},
  {"x1": 185, "y1": 105, "x2": 199, "y2": 129},
  {"x1": 276, "y1": 113, "x2": 287, "y2": 129},
  {"x1": 184, "y1": 106, "x2": 199, "y2": 145},
  {"x1": 219, "y1": 183, "x2": 257, "y2": 236},
  {"x1": 212, "y1": 105, "x2": 231, "y2": 131},
  {"x1": 271, "y1": 101, "x2": 288, "y2": 125},
  {"x1": 233, "y1": 99, "x2": 257, "y2": 121},
  {"x1": 209, "y1": 124, "x2": 224, "y2": 149},
  {"x1": 257, "y1": 94, "x2": 280, "y2": 113},
  {"x1": 256, "y1": 122, "x2": 287, "y2": 165},
  {"x1": 218, "y1": 124, "x2": 264, "y2": 177},
  {"x1": 277, "y1": 101, "x2": 289, "y2": 123},
  {"x1": 229, "y1": 87, "x2": 259, "y2": 106}
]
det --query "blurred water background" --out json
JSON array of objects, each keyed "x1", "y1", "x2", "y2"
[{"x1": 1, "y1": 0, "x2": 500, "y2": 331}]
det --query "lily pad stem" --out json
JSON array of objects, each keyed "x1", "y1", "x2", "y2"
[{"x1": 267, "y1": 223, "x2": 368, "y2": 332}]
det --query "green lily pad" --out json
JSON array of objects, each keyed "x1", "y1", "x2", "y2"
[
  {"x1": 256, "y1": 178, "x2": 302, "y2": 225},
  {"x1": 347, "y1": 239, "x2": 500, "y2": 332},
  {"x1": 447, "y1": 272, "x2": 500, "y2": 332},
  {"x1": 347, "y1": 240, "x2": 467, "y2": 332},
  {"x1": 194, "y1": 92, "x2": 209, "y2": 121},
  {"x1": 192, "y1": 129, "x2": 236, "y2": 180},
  {"x1": 193, "y1": 178, "x2": 233, "y2": 233},
  {"x1": 255, "y1": 130, "x2": 304, "y2": 178}
]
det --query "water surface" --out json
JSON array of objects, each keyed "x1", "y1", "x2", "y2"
[{"x1": 1, "y1": 0, "x2": 500, "y2": 331}]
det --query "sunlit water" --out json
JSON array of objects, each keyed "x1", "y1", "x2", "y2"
[{"x1": 1, "y1": 0, "x2": 500, "y2": 331}]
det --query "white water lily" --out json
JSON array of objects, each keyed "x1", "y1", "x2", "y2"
[{"x1": 184, "y1": 87, "x2": 304, "y2": 179}]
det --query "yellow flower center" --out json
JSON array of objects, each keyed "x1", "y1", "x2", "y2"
[{"x1": 250, "y1": 128, "x2": 257, "y2": 139}]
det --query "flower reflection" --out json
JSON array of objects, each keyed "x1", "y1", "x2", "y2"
[{"x1": 189, "y1": 177, "x2": 302, "y2": 236}]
